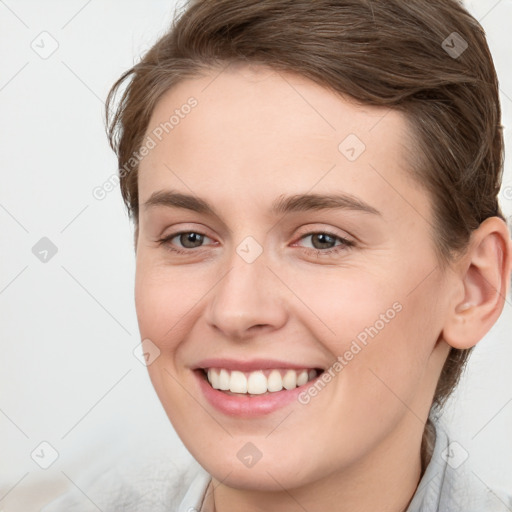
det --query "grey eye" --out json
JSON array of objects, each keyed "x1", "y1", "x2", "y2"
[
  {"x1": 177, "y1": 232, "x2": 205, "y2": 248},
  {"x1": 308, "y1": 233, "x2": 338, "y2": 250}
]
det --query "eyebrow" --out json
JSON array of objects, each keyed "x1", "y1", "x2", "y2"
[{"x1": 142, "y1": 190, "x2": 381, "y2": 217}]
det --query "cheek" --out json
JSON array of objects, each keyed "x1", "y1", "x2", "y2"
[
  {"x1": 133, "y1": 259, "x2": 205, "y2": 421},
  {"x1": 134, "y1": 256, "x2": 207, "y2": 348},
  {"x1": 301, "y1": 266, "x2": 440, "y2": 415},
  {"x1": 292, "y1": 266, "x2": 402, "y2": 349}
]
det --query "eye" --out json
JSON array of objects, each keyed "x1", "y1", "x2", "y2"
[
  {"x1": 157, "y1": 231, "x2": 214, "y2": 254},
  {"x1": 295, "y1": 231, "x2": 354, "y2": 255},
  {"x1": 157, "y1": 229, "x2": 354, "y2": 256}
]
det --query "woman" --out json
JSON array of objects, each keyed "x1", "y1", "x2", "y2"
[{"x1": 44, "y1": 0, "x2": 512, "y2": 510}]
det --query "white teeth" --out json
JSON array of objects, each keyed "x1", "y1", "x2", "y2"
[
  {"x1": 267, "y1": 369, "x2": 283, "y2": 392},
  {"x1": 282, "y1": 369, "x2": 297, "y2": 390},
  {"x1": 230, "y1": 371, "x2": 247, "y2": 393},
  {"x1": 296, "y1": 370, "x2": 309, "y2": 386},
  {"x1": 205, "y1": 367, "x2": 319, "y2": 394},
  {"x1": 247, "y1": 371, "x2": 267, "y2": 394},
  {"x1": 207, "y1": 369, "x2": 218, "y2": 389},
  {"x1": 218, "y1": 369, "x2": 230, "y2": 390}
]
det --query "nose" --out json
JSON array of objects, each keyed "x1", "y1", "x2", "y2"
[{"x1": 205, "y1": 247, "x2": 288, "y2": 340}]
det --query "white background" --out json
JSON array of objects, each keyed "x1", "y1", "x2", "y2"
[{"x1": 0, "y1": 1, "x2": 511, "y2": 510}]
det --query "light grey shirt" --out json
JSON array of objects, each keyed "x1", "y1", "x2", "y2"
[{"x1": 42, "y1": 422, "x2": 511, "y2": 511}]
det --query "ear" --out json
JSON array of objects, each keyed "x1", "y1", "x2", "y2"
[{"x1": 442, "y1": 216, "x2": 512, "y2": 350}]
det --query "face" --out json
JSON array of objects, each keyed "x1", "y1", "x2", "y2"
[{"x1": 135, "y1": 64, "x2": 453, "y2": 491}]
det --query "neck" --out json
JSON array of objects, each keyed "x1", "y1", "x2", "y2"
[{"x1": 211, "y1": 415, "x2": 424, "y2": 512}]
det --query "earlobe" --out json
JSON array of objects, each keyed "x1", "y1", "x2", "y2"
[{"x1": 442, "y1": 217, "x2": 512, "y2": 350}]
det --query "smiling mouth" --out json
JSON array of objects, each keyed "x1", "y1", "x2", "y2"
[{"x1": 199, "y1": 367, "x2": 324, "y2": 396}]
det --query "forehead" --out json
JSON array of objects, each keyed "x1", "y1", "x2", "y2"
[
  {"x1": 138, "y1": 64, "x2": 428, "y2": 222},
  {"x1": 144, "y1": 63, "x2": 412, "y2": 156}
]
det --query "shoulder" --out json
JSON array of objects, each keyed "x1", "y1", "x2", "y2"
[
  {"x1": 41, "y1": 452, "x2": 208, "y2": 512},
  {"x1": 407, "y1": 418, "x2": 512, "y2": 512}
]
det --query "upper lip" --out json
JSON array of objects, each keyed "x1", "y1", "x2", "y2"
[{"x1": 192, "y1": 358, "x2": 325, "y2": 372}]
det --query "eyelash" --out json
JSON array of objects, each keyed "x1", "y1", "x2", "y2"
[
  {"x1": 156, "y1": 230, "x2": 355, "y2": 257},
  {"x1": 296, "y1": 232, "x2": 355, "y2": 256}
]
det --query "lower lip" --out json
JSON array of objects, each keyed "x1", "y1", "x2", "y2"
[{"x1": 194, "y1": 369, "x2": 322, "y2": 418}]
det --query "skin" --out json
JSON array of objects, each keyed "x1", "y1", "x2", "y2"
[{"x1": 134, "y1": 63, "x2": 511, "y2": 512}]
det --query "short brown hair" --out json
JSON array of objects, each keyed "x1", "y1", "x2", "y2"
[{"x1": 106, "y1": 0, "x2": 505, "y2": 471}]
